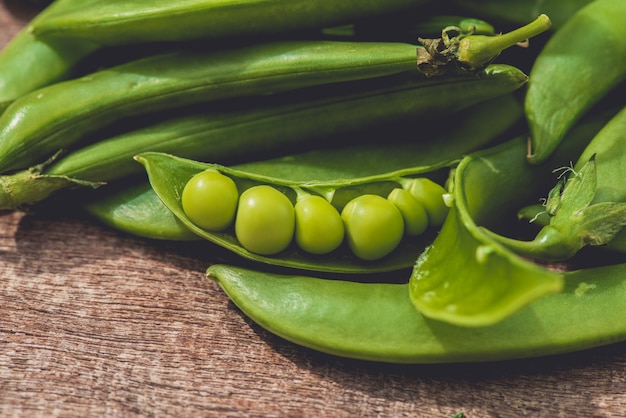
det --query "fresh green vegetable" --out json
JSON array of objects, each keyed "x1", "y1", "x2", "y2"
[
  {"x1": 0, "y1": 0, "x2": 99, "y2": 113},
  {"x1": 206, "y1": 261, "x2": 626, "y2": 363},
  {"x1": 234, "y1": 185, "x2": 296, "y2": 256},
  {"x1": 0, "y1": 39, "x2": 420, "y2": 174},
  {"x1": 526, "y1": 0, "x2": 626, "y2": 163},
  {"x1": 484, "y1": 106, "x2": 626, "y2": 260},
  {"x1": 80, "y1": 94, "x2": 523, "y2": 242},
  {"x1": 400, "y1": 177, "x2": 449, "y2": 226},
  {"x1": 32, "y1": 0, "x2": 433, "y2": 45},
  {"x1": 181, "y1": 169, "x2": 239, "y2": 231},
  {"x1": 294, "y1": 194, "x2": 345, "y2": 255},
  {"x1": 387, "y1": 188, "x2": 429, "y2": 236},
  {"x1": 137, "y1": 152, "x2": 449, "y2": 271},
  {"x1": 408, "y1": 107, "x2": 618, "y2": 327},
  {"x1": 0, "y1": 66, "x2": 527, "y2": 210},
  {"x1": 341, "y1": 194, "x2": 405, "y2": 261}
]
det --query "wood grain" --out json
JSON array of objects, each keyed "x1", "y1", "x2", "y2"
[{"x1": 1, "y1": 2, "x2": 625, "y2": 417}]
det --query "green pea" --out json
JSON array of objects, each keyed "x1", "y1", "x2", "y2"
[
  {"x1": 235, "y1": 185, "x2": 295, "y2": 255},
  {"x1": 387, "y1": 188, "x2": 428, "y2": 236},
  {"x1": 403, "y1": 178, "x2": 449, "y2": 227},
  {"x1": 294, "y1": 194, "x2": 344, "y2": 255},
  {"x1": 341, "y1": 194, "x2": 404, "y2": 261},
  {"x1": 181, "y1": 169, "x2": 238, "y2": 231}
]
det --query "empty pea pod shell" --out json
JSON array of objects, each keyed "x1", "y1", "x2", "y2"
[
  {"x1": 206, "y1": 261, "x2": 626, "y2": 364},
  {"x1": 136, "y1": 152, "x2": 448, "y2": 273}
]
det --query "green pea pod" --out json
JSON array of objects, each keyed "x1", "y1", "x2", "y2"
[
  {"x1": 407, "y1": 107, "x2": 610, "y2": 327},
  {"x1": 0, "y1": 65, "x2": 527, "y2": 210},
  {"x1": 206, "y1": 262, "x2": 626, "y2": 363},
  {"x1": 31, "y1": 0, "x2": 432, "y2": 46},
  {"x1": 82, "y1": 180, "x2": 199, "y2": 241},
  {"x1": 449, "y1": 0, "x2": 594, "y2": 29},
  {"x1": 80, "y1": 94, "x2": 523, "y2": 241},
  {"x1": 0, "y1": 39, "x2": 420, "y2": 174},
  {"x1": 485, "y1": 106, "x2": 626, "y2": 260},
  {"x1": 0, "y1": 0, "x2": 99, "y2": 112},
  {"x1": 137, "y1": 151, "x2": 450, "y2": 273},
  {"x1": 526, "y1": 0, "x2": 626, "y2": 164}
]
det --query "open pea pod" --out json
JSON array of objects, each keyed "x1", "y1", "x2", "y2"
[
  {"x1": 207, "y1": 262, "x2": 626, "y2": 364},
  {"x1": 407, "y1": 107, "x2": 613, "y2": 327},
  {"x1": 137, "y1": 152, "x2": 457, "y2": 273}
]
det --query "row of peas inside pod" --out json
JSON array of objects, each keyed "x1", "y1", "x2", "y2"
[
  {"x1": 136, "y1": 151, "x2": 450, "y2": 272},
  {"x1": 181, "y1": 166, "x2": 448, "y2": 261}
]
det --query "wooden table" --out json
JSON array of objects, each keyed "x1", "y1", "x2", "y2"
[{"x1": 1, "y1": 2, "x2": 625, "y2": 416}]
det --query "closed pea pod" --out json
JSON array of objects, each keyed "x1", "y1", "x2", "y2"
[
  {"x1": 0, "y1": 0, "x2": 99, "y2": 112},
  {"x1": 0, "y1": 39, "x2": 421, "y2": 173},
  {"x1": 32, "y1": 0, "x2": 433, "y2": 45},
  {"x1": 207, "y1": 262, "x2": 626, "y2": 364}
]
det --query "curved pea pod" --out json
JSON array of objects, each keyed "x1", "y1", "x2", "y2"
[
  {"x1": 32, "y1": 0, "x2": 432, "y2": 46},
  {"x1": 0, "y1": 66, "x2": 527, "y2": 210},
  {"x1": 406, "y1": 108, "x2": 608, "y2": 327},
  {"x1": 449, "y1": 0, "x2": 594, "y2": 29},
  {"x1": 526, "y1": 0, "x2": 626, "y2": 164},
  {"x1": 0, "y1": 0, "x2": 99, "y2": 112},
  {"x1": 0, "y1": 39, "x2": 421, "y2": 174},
  {"x1": 485, "y1": 106, "x2": 626, "y2": 260},
  {"x1": 207, "y1": 262, "x2": 626, "y2": 363},
  {"x1": 79, "y1": 94, "x2": 523, "y2": 241},
  {"x1": 137, "y1": 152, "x2": 453, "y2": 273}
]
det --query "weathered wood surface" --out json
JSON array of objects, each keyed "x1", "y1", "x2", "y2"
[{"x1": 1, "y1": 2, "x2": 625, "y2": 417}]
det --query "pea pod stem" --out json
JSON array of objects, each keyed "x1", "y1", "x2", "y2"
[{"x1": 416, "y1": 14, "x2": 551, "y2": 75}]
